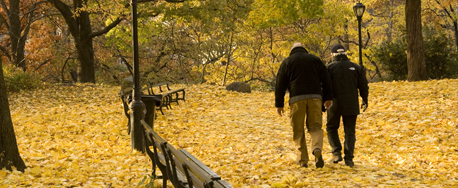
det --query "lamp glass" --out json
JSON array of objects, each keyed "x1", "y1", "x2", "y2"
[{"x1": 353, "y1": 3, "x2": 366, "y2": 18}]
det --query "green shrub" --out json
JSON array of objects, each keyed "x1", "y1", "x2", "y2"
[
  {"x1": 423, "y1": 29, "x2": 458, "y2": 79},
  {"x1": 370, "y1": 38, "x2": 407, "y2": 81},
  {"x1": 4, "y1": 67, "x2": 42, "y2": 92},
  {"x1": 370, "y1": 29, "x2": 458, "y2": 80}
]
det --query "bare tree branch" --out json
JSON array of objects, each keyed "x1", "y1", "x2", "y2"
[
  {"x1": 0, "y1": 45, "x2": 11, "y2": 61},
  {"x1": 0, "y1": 0, "x2": 10, "y2": 16},
  {"x1": 115, "y1": 48, "x2": 133, "y2": 77},
  {"x1": 434, "y1": 0, "x2": 453, "y2": 19},
  {"x1": 33, "y1": 59, "x2": 51, "y2": 71},
  {"x1": 47, "y1": 0, "x2": 79, "y2": 37},
  {"x1": 89, "y1": 17, "x2": 123, "y2": 38},
  {"x1": 0, "y1": 11, "x2": 9, "y2": 30}
]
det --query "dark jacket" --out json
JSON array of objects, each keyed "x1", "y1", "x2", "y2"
[
  {"x1": 327, "y1": 55, "x2": 369, "y2": 115},
  {"x1": 275, "y1": 47, "x2": 333, "y2": 108}
]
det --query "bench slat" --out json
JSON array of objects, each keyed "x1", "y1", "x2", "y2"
[
  {"x1": 180, "y1": 150, "x2": 221, "y2": 181},
  {"x1": 172, "y1": 154, "x2": 212, "y2": 188},
  {"x1": 213, "y1": 180, "x2": 234, "y2": 188},
  {"x1": 168, "y1": 153, "x2": 207, "y2": 188},
  {"x1": 165, "y1": 146, "x2": 217, "y2": 184}
]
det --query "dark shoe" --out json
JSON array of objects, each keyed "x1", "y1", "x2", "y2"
[
  {"x1": 332, "y1": 155, "x2": 343, "y2": 164},
  {"x1": 300, "y1": 163, "x2": 308, "y2": 168},
  {"x1": 313, "y1": 149, "x2": 324, "y2": 168},
  {"x1": 345, "y1": 160, "x2": 354, "y2": 167}
]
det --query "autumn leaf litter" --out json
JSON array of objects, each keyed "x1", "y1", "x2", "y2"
[{"x1": 2, "y1": 79, "x2": 458, "y2": 187}]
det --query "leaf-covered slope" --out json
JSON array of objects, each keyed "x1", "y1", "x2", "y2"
[{"x1": 2, "y1": 79, "x2": 458, "y2": 187}]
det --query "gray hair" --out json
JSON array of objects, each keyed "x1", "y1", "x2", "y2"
[{"x1": 291, "y1": 42, "x2": 303, "y2": 50}]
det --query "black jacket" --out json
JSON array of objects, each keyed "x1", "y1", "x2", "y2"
[
  {"x1": 327, "y1": 55, "x2": 369, "y2": 115},
  {"x1": 275, "y1": 47, "x2": 333, "y2": 108}
]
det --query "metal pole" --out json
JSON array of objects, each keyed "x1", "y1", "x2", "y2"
[
  {"x1": 357, "y1": 16, "x2": 364, "y2": 68},
  {"x1": 130, "y1": 0, "x2": 146, "y2": 152}
]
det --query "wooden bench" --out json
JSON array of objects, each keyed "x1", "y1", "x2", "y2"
[
  {"x1": 119, "y1": 88, "x2": 161, "y2": 133},
  {"x1": 144, "y1": 82, "x2": 186, "y2": 114},
  {"x1": 139, "y1": 86, "x2": 169, "y2": 115},
  {"x1": 141, "y1": 120, "x2": 233, "y2": 188}
]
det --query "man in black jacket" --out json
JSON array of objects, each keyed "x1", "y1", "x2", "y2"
[
  {"x1": 275, "y1": 42, "x2": 333, "y2": 168},
  {"x1": 326, "y1": 44, "x2": 369, "y2": 167}
]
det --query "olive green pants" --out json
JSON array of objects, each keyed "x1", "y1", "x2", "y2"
[{"x1": 290, "y1": 98, "x2": 324, "y2": 165}]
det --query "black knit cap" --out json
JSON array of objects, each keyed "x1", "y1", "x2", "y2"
[{"x1": 331, "y1": 44, "x2": 345, "y2": 53}]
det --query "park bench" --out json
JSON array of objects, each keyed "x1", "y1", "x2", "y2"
[
  {"x1": 138, "y1": 86, "x2": 169, "y2": 115},
  {"x1": 119, "y1": 87, "x2": 162, "y2": 133},
  {"x1": 144, "y1": 82, "x2": 186, "y2": 114},
  {"x1": 119, "y1": 87, "x2": 132, "y2": 121},
  {"x1": 141, "y1": 119, "x2": 233, "y2": 188},
  {"x1": 121, "y1": 80, "x2": 230, "y2": 187}
]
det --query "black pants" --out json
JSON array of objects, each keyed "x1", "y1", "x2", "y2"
[{"x1": 326, "y1": 111, "x2": 357, "y2": 161}]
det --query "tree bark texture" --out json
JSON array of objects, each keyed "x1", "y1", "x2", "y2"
[
  {"x1": 0, "y1": 59, "x2": 26, "y2": 172},
  {"x1": 405, "y1": 0, "x2": 428, "y2": 81},
  {"x1": 76, "y1": 11, "x2": 96, "y2": 84}
]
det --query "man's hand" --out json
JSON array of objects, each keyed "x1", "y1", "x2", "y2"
[
  {"x1": 324, "y1": 100, "x2": 333, "y2": 109},
  {"x1": 277, "y1": 107, "x2": 285, "y2": 117},
  {"x1": 361, "y1": 100, "x2": 368, "y2": 112}
]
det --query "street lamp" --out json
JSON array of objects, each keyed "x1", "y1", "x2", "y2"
[
  {"x1": 130, "y1": 0, "x2": 146, "y2": 152},
  {"x1": 353, "y1": 2, "x2": 365, "y2": 68}
]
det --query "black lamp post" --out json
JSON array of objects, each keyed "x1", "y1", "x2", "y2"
[
  {"x1": 130, "y1": 0, "x2": 146, "y2": 152},
  {"x1": 353, "y1": 2, "x2": 365, "y2": 68}
]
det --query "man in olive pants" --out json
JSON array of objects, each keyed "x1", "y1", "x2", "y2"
[
  {"x1": 275, "y1": 42, "x2": 333, "y2": 168},
  {"x1": 326, "y1": 44, "x2": 369, "y2": 167}
]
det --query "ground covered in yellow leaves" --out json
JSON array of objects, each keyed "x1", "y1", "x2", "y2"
[{"x1": 2, "y1": 79, "x2": 458, "y2": 187}]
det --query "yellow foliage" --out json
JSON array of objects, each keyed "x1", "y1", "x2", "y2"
[
  {"x1": 0, "y1": 169, "x2": 7, "y2": 179},
  {"x1": 4, "y1": 79, "x2": 458, "y2": 187}
]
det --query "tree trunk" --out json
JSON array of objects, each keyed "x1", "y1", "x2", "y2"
[
  {"x1": 250, "y1": 51, "x2": 259, "y2": 81},
  {"x1": 222, "y1": 32, "x2": 234, "y2": 86},
  {"x1": 8, "y1": 0, "x2": 22, "y2": 71},
  {"x1": 47, "y1": 0, "x2": 121, "y2": 83},
  {"x1": 46, "y1": 0, "x2": 95, "y2": 83},
  {"x1": 7, "y1": 0, "x2": 33, "y2": 71},
  {"x1": 387, "y1": 0, "x2": 394, "y2": 43},
  {"x1": 75, "y1": 1, "x2": 96, "y2": 83},
  {"x1": 344, "y1": 22, "x2": 349, "y2": 51},
  {"x1": 452, "y1": 18, "x2": 458, "y2": 50},
  {"x1": 222, "y1": 55, "x2": 230, "y2": 86},
  {"x1": 406, "y1": 0, "x2": 428, "y2": 81},
  {"x1": 0, "y1": 58, "x2": 26, "y2": 172},
  {"x1": 76, "y1": 33, "x2": 96, "y2": 83},
  {"x1": 201, "y1": 63, "x2": 207, "y2": 84},
  {"x1": 269, "y1": 27, "x2": 276, "y2": 64}
]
